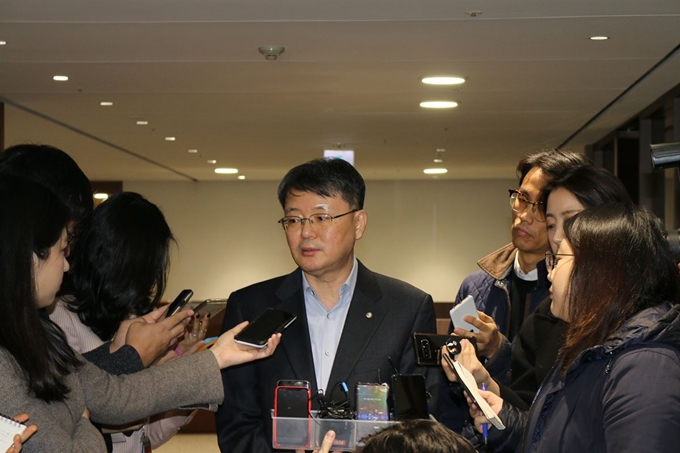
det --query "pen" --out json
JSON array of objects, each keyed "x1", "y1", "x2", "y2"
[
  {"x1": 481, "y1": 383, "x2": 489, "y2": 445},
  {"x1": 203, "y1": 336, "x2": 218, "y2": 344}
]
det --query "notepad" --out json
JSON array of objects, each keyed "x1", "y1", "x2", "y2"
[
  {"x1": 442, "y1": 355, "x2": 506, "y2": 430},
  {"x1": 0, "y1": 414, "x2": 26, "y2": 450}
]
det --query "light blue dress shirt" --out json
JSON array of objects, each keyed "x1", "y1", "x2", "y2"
[{"x1": 303, "y1": 257, "x2": 358, "y2": 393}]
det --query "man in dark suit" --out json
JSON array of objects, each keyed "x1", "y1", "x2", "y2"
[{"x1": 216, "y1": 158, "x2": 440, "y2": 453}]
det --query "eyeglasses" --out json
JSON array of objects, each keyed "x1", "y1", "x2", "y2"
[
  {"x1": 278, "y1": 209, "x2": 358, "y2": 232},
  {"x1": 509, "y1": 189, "x2": 545, "y2": 222},
  {"x1": 545, "y1": 251, "x2": 574, "y2": 272}
]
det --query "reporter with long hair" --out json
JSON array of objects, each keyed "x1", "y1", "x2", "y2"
[
  {"x1": 0, "y1": 175, "x2": 280, "y2": 453},
  {"x1": 467, "y1": 203, "x2": 680, "y2": 452},
  {"x1": 50, "y1": 192, "x2": 207, "y2": 452}
]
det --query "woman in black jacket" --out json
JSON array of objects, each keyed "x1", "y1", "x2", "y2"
[{"x1": 466, "y1": 203, "x2": 680, "y2": 452}]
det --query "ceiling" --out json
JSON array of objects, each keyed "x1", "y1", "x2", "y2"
[{"x1": 1, "y1": 0, "x2": 679, "y2": 182}]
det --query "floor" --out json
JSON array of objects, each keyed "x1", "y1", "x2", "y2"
[{"x1": 156, "y1": 434, "x2": 221, "y2": 453}]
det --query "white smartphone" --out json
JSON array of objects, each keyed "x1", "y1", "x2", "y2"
[{"x1": 449, "y1": 295, "x2": 480, "y2": 333}]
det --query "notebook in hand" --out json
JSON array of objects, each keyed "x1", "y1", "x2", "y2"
[
  {"x1": 0, "y1": 414, "x2": 26, "y2": 450},
  {"x1": 442, "y1": 355, "x2": 506, "y2": 430}
]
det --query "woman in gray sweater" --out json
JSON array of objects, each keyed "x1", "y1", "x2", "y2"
[{"x1": 0, "y1": 174, "x2": 281, "y2": 452}]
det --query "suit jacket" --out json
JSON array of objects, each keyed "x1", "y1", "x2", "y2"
[{"x1": 216, "y1": 261, "x2": 441, "y2": 453}]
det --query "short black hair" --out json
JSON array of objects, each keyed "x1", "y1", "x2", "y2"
[
  {"x1": 540, "y1": 164, "x2": 632, "y2": 209},
  {"x1": 356, "y1": 419, "x2": 476, "y2": 453},
  {"x1": 0, "y1": 144, "x2": 93, "y2": 225},
  {"x1": 515, "y1": 149, "x2": 587, "y2": 186},
  {"x1": 277, "y1": 158, "x2": 365, "y2": 209}
]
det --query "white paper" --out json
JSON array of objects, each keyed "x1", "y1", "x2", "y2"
[{"x1": 450, "y1": 360, "x2": 505, "y2": 430}]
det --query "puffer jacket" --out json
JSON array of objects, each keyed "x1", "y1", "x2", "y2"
[
  {"x1": 451, "y1": 243, "x2": 550, "y2": 382},
  {"x1": 490, "y1": 302, "x2": 680, "y2": 453}
]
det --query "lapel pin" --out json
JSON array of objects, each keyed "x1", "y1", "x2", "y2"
[{"x1": 366, "y1": 312, "x2": 373, "y2": 319}]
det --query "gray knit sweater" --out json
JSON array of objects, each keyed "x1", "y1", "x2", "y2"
[{"x1": 0, "y1": 348, "x2": 224, "y2": 452}]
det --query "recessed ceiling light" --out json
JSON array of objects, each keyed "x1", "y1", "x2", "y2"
[
  {"x1": 421, "y1": 77, "x2": 465, "y2": 85},
  {"x1": 165, "y1": 137, "x2": 176, "y2": 141},
  {"x1": 0, "y1": 41, "x2": 7, "y2": 46},
  {"x1": 238, "y1": 175, "x2": 246, "y2": 180},
  {"x1": 136, "y1": 120, "x2": 148, "y2": 125},
  {"x1": 93, "y1": 193, "x2": 109, "y2": 200},
  {"x1": 53, "y1": 75, "x2": 69, "y2": 81},
  {"x1": 215, "y1": 168, "x2": 238, "y2": 174},
  {"x1": 188, "y1": 149, "x2": 198, "y2": 154},
  {"x1": 207, "y1": 159, "x2": 217, "y2": 164},
  {"x1": 420, "y1": 101, "x2": 458, "y2": 109},
  {"x1": 100, "y1": 101, "x2": 113, "y2": 106},
  {"x1": 434, "y1": 158, "x2": 443, "y2": 163},
  {"x1": 423, "y1": 168, "x2": 448, "y2": 175},
  {"x1": 590, "y1": 36, "x2": 609, "y2": 41}
]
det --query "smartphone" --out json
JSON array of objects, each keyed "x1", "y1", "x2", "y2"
[
  {"x1": 390, "y1": 374, "x2": 429, "y2": 421},
  {"x1": 165, "y1": 289, "x2": 194, "y2": 318},
  {"x1": 234, "y1": 307, "x2": 296, "y2": 348},
  {"x1": 355, "y1": 382, "x2": 390, "y2": 421},
  {"x1": 277, "y1": 379, "x2": 310, "y2": 388},
  {"x1": 274, "y1": 385, "x2": 312, "y2": 449},
  {"x1": 192, "y1": 299, "x2": 227, "y2": 318},
  {"x1": 412, "y1": 333, "x2": 472, "y2": 366},
  {"x1": 450, "y1": 295, "x2": 480, "y2": 333}
]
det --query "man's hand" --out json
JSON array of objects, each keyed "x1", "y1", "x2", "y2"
[{"x1": 453, "y1": 311, "x2": 505, "y2": 359}]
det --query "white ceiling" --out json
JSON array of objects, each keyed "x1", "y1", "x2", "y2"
[{"x1": 1, "y1": 0, "x2": 679, "y2": 182}]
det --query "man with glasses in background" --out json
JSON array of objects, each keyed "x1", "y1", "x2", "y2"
[
  {"x1": 216, "y1": 158, "x2": 440, "y2": 453},
  {"x1": 447, "y1": 150, "x2": 585, "y2": 387}
]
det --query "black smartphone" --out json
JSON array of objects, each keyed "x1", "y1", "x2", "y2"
[
  {"x1": 165, "y1": 289, "x2": 194, "y2": 318},
  {"x1": 273, "y1": 385, "x2": 312, "y2": 449},
  {"x1": 390, "y1": 374, "x2": 429, "y2": 421},
  {"x1": 277, "y1": 379, "x2": 310, "y2": 388},
  {"x1": 234, "y1": 307, "x2": 296, "y2": 348},
  {"x1": 192, "y1": 299, "x2": 227, "y2": 318},
  {"x1": 412, "y1": 333, "x2": 474, "y2": 366},
  {"x1": 355, "y1": 382, "x2": 390, "y2": 421}
]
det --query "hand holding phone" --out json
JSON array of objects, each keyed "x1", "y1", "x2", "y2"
[
  {"x1": 165, "y1": 289, "x2": 194, "y2": 318},
  {"x1": 412, "y1": 333, "x2": 475, "y2": 366},
  {"x1": 234, "y1": 308, "x2": 296, "y2": 349},
  {"x1": 450, "y1": 295, "x2": 480, "y2": 333}
]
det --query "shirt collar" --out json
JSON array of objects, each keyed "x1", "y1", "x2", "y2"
[
  {"x1": 513, "y1": 252, "x2": 538, "y2": 281},
  {"x1": 302, "y1": 257, "x2": 359, "y2": 310}
]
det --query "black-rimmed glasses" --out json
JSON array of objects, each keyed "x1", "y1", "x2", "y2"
[
  {"x1": 545, "y1": 251, "x2": 574, "y2": 272},
  {"x1": 509, "y1": 189, "x2": 545, "y2": 222},
  {"x1": 278, "y1": 209, "x2": 358, "y2": 232}
]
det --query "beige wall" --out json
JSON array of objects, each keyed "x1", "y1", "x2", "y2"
[{"x1": 125, "y1": 179, "x2": 515, "y2": 303}]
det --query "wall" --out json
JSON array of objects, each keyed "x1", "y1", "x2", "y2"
[{"x1": 124, "y1": 179, "x2": 515, "y2": 303}]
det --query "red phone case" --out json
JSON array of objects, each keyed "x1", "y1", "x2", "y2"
[{"x1": 273, "y1": 385, "x2": 312, "y2": 449}]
